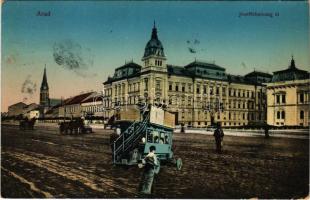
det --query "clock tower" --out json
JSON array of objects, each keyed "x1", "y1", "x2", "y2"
[{"x1": 141, "y1": 22, "x2": 167, "y2": 72}]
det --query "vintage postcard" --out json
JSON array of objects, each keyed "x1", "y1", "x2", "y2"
[{"x1": 1, "y1": 0, "x2": 309, "y2": 199}]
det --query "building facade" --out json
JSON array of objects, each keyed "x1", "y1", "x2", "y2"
[
  {"x1": 103, "y1": 23, "x2": 271, "y2": 127},
  {"x1": 7, "y1": 102, "x2": 39, "y2": 118},
  {"x1": 267, "y1": 57, "x2": 309, "y2": 127},
  {"x1": 58, "y1": 92, "x2": 94, "y2": 119},
  {"x1": 81, "y1": 92, "x2": 104, "y2": 118},
  {"x1": 8, "y1": 102, "x2": 27, "y2": 117}
]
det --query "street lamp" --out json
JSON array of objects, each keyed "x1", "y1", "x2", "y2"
[{"x1": 202, "y1": 95, "x2": 225, "y2": 126}]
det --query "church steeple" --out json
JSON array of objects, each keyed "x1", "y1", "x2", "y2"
[
  {"x1": 289, "y1": 55, "x2": 296, "y2": 69},
  {"x1": 151, "y1": 21, "x2": 158, "y2": 40},
  {"x1": 41, "y1": 66, "x2": 49, "y2": 90},
  {"x1": 40, "y1": 66, "x2": 50, "y2": 110}
]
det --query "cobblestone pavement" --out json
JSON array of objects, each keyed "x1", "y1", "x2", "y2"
[{"x1": 1, "y1": 124, "x2": 309, "y2": 198}]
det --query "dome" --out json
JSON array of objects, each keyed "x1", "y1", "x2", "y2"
[{"x1": 143, "y1": 23, "x2": 165, "y2": 58}]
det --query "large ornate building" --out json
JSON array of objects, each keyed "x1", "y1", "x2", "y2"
[
  {"x1": 266, "y1": 57, "x2": 309, "y2": 127},
  {"x1": 103, "y1": 23, "x2": 272, "y2": 127}
]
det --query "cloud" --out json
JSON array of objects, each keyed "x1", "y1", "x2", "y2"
[
  {"x1": 5, "y1": 55, "x2": 17, "y2": 65},
  {"x1": 186, "y1": 38, "x2": 203, "y2": 54},
  {"x1": 21, "y1": 75, "x2": 37, "y2": 95},
  {"x1": 188, "y1": 47, "x2": 197, "y2": 54},
  {"x1": 53, "y1": 39, "x2": 95, "y2": 77},
  {"x1": 194, "y1": 39, "x2": 200, "y2": 45},
  {"x1": 241, "y1": 62, "x2": 247, "y2": 69}
]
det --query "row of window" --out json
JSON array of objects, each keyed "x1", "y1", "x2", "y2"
[
  {"x1": 83, "y1": 105, "x2": 102, "y2": 113},
  {"x1": 228, "y1": 101, "x2": 261, "y2": 110},
  {"x1": 276, "y1": 111, "x2": 285, "y2": 119},
  {"x1": 144, "y1": 59, "x2": 164, "y2": 67},
  {"x1": 275, "y1": 94, "x2": 286, "y2": 104},
  {"x1": 107, "y1": 81, "x2": 265, "y2": 100},
  {"x1": 166, "y1": 96, "x2": 259, "y2": 110},
  {"x1": 65, "y1": 106, "x2": 79, "y2": 113},
  {"x1": 168, "y1": 82, "x2": 264, "y2": 99},
  {"x1": 275, "y1": 93, "x2": 307, "y2": 105},
  {"x1": 103, "y1": 97, "x2": 263, "y2": 111},
  {"x1": 155, "y1": 60, "x2": 163, "y2": 66},
  {"x1": 276, "y1": 110, "x2": 305, "y2": 120},
  {"x1": 105, "y1": 88, "x2": 112, "y2": 96},
  {"x1": 191, "y1": 122, "x2": 252, "y2": 126},
  {"x1": 229, "y1": 89, "x2": 263, "y2": 99},
  {"x1": 111, "y1": 84, "x2": 126, "y2": 95},
  {"x1": 180, "y1": 111, "x2": 261, "y2": 121},
  {"x1": 128, "y1": 82, "x2": 140, "y2": 93}
]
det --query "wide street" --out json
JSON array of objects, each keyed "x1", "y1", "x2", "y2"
[{"x1": 1, "y1": 124, "x2": 309, "y2": 198}]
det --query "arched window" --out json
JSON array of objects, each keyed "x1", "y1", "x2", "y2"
[
  {"x1": 277, "y1": 111, "x2": 281, "y2": 119},
  {"x1": 281, "y1": 111, "x2": 285, "y2": 119},
  {"x1": 300, "y1": 111, "x2": 304, "y2": 119}
]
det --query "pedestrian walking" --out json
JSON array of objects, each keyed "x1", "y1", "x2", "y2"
[
  {"x1": 138, "y1": 145, "x2": 159, "y2": 196},
  {"x1": 180, "y1": 123, "x2": 185, "y2": 133},
  {"x1": 213, "y1": 122, "x2": 224, "y2": 153}
]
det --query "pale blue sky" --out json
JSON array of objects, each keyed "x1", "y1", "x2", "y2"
[{"x1": 2, "y1": 1, "x2": 309, "y2": 111}]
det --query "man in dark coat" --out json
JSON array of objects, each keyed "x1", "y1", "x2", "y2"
[{"x1": 213, "y1": 122, "x2": 224, "y2": 153}]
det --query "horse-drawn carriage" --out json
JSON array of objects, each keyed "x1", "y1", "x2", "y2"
[
  {"x1": 19, "y1": 118, "x2": 36, "y2": 130},
  {"x1": 111, "y1": 105, "x2": 182, "y2": 171},
  {"x1": 59, "y1": 118, "x2": 93, "y2": 134}
]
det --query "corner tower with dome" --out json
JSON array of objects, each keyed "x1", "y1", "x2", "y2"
[
  {"x1": 102, "y1": 22, "x2": 283, "y2": 128},
  {"x1": 141, "y1": 22, "x2": 167, "y2": 72}
]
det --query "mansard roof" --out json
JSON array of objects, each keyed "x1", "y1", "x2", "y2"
[
  {"x1": 104, "y1": 62, "x2": 142, "y2": 84},
  {"x1": 185, "y1": 61, "x2": 226, "y2": 71},
  {"x1": 167, "y1": 65, "x2": 194, "y2": 77},
  {"x1": 81, "y1": 92, "x2": 103, "y2": 103},
  {"x1": 115, "y1": 62, "x2": 142, "y2": 71},
  {"x1": 272, "y1": 58, "x2": 309, "y2": 82},
  {"x1": 63, "y1": 92, "x2": 94, "y2": 105},
  {"x1": 103, "y1": 59, "x2": 268, "y2": 86},
  {"x1": 9, "y1": 102, "x2": 27, "y2": 108},
  {"x1": 245, "y1": 71, "x2": 272, "y2": 78}
]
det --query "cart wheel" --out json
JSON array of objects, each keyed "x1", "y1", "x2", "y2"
[{"x1": 176, "y1": 158, "x2": 182, "y2": 170}]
